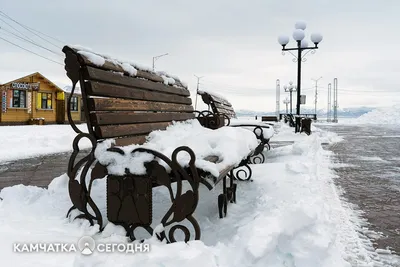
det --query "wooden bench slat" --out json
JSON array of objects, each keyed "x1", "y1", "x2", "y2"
[
  {"x1": 88, "y1": 98, "x2": 194, "y2": 112},
  {"x1": 86, "y1": 81, "x2": 192, "y2": 105},
  {"x1": 95, "y1": 121, "x2": 172, "y2": 139},
  {"x1": 214, "y1": 102, "x2": 235, "y2": 112},
  {"x1": 84, "y1": 66, "x2": 190, "y2": 97},
  {"x1": 91, "y1": 112, "x2": 195, "y2": 126},
  {"x1": 114, "y1": 135, "x2": 148, "y2": 146}
]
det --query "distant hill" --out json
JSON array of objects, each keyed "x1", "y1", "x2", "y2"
[{"x1": 236, "y1": 107, "x2": 375, "y2": 118}]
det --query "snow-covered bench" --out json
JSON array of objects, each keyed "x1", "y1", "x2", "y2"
[
  {"x1": 197, "y1": 90, "x2": 274, "y2": 162},
  {"x1": 62, "y1": 45, "x2": 262, "y2": 243}
]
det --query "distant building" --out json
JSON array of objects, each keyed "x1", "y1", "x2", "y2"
[{"x1": 0, "y1": 72, "x2": 82, "y2": 125}]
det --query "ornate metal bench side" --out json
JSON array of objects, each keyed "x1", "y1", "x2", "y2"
[{"x1": 62, "y1": 45, "x2": 202, "y2": 243}]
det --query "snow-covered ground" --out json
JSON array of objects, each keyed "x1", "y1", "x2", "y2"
[
  {"x1": 0, "y1": 124, "x2": 90, "y2": 163},
  {"x1": 1, "y1": 121, "x2": 397, "y2": 266}
]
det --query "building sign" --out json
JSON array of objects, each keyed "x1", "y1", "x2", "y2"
[
  {"x1": 1, "y1": 91, "x2": 6, "y2": 113},
  {"x1": 11, "y1": 82, "x2": 40, "y2": 91},
  {"x1": 300, "y1": 95, "x2": 306, "y2": 105},
  {"x1": 27, "y1": 92, "x2": 32, "y2": 114}
]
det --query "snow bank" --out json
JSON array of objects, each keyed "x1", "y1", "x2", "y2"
[
  {"x1": 1, "y1": 122, "x2": 397, "y2": 266},
  {"x1": 95, "y1": 119, "x2": 259, "y2": 178},
  {"x1": 0, "y1": 124, "x2": 90, "y2": 163},
  {"x1": 346, "y1": 104, "x2": 400, "y2": 125}
]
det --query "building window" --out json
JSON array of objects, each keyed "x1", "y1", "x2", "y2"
[
  {"x1": 12, "y1": 90, "x2": 26, "y2": 108},
  {"x1": 39, "y1": 93, "x2": 52, "y2": 109},
  {"x1": 70, "y1": 96, "x2": 78, "y2": 111}
]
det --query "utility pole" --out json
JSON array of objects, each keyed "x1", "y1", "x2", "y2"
[
  {"x1": 327, "y1": 83, "x2": 331, "y2": 122},
  {"x1": 152, "y1": 53, "x2": 168, "y2": 72},
  {"x1": 194, "y1": 75, "x2": 204, "y2": 110},
  {"x1": 276, "y1": 79, "x2": 280, "y2": 120},
  {"x1": 333, "y1": 78, "x2": 338, "y2": 123},
  {"x1": 311, "y1": 76, "x2": 322, "y2": 117}
]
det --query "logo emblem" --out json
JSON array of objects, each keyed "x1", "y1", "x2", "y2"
[{"x1": 77, "y1": 236, "x2": 95, "y2": 255}]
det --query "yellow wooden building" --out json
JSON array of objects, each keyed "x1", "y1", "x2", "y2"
[{"x1": 0, "y1": 72, "x2": 82, "y2": 125}]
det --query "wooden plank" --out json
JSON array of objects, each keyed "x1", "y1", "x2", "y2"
[
  {"x1": 114, "y1": 135, "x2": 148, "y2": 146},
  {"x1": 91, "y1": 112, "x2": 195, "y2": 125},
  {"x1": 215, "y1": 102, "x2": 234, "y2": 112},
  {"x1": 95, "y1": 121, "x2": 171, "y2": 139},
  {"x1": 86, "y1": 81, "x2": 192, "y2": 105},
  {"x1": 84, "y1": 66, "x2": 190, "y2": 97},
  {"x1": 88, "y1": 98, "x2": 194, "y2": 112}
]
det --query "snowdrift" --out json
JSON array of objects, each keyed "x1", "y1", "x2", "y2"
[
  {"x1": 347, "y1": 104, "x2": 400, "y2": 125},
  {"x1": 0, "y1": 123, "x2": 398, "y2": 266}
]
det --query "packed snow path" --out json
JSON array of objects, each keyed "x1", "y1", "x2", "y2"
[{"x1": 0, "y1": 123, "x2": 398, "y2": 266}]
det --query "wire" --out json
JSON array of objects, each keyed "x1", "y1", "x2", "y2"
[
  {"x1": 0, "y1": 10, "x2": 63, "y2": 49},
  {"x1": 0, "y1": 27, "x2": 62, "y2": 56},
  {"x1": 0, "y1": 36, "x2": 63, "y2": 65},
  {"x1": 0, "y1": 17, "x2": 35, "y2": 43}
]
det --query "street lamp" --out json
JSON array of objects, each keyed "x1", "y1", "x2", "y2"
[
  {"x1": 278, "y1": 21, "x2": 323, "y2": 132},
  {"x1": 152, "y1": 53, "x2": 169, "y2": 71},
  {"x1": 283, "y1": 98, "x2": 290, "y2": 114},
  {"x1": 283, "y1": 81, "x2": 297, "y2": 114}
]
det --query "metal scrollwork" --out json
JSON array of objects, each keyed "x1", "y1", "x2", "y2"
[
  {"x1": 228, "y1": 164, "x2": 253, "y2": 182},
  {"x1": 66, "y1": 133, "x2": 107, "y2": 229},
  {"x1": 248, "y1": 153, "x2": 265, "y2": 164},
  {"x1": 194, "y1": 110, "x2": 221, "y2": 129},
  {"x1": 107, "y1": 146, "x2": 201, "y2": 243}
]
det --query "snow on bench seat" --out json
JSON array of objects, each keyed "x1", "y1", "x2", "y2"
[
  {"x1": 229, "y1": 119, "x2": 275, "y2": 140},
  {"x1": 94, "y1": 119, "x2": 259, "y2": 179}
]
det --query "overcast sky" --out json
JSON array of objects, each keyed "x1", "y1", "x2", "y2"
[{"x1": 1, "y1": 0, "x2": 399, "y2": 112}]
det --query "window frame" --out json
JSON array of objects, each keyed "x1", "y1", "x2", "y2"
[
  {"x1": 11, "y1": 89, "x2": 27, "y2": 108},
  {"x1": 41, "y1": 92, "x2": 52, "y2": 109},
  {"x1": 70, "y1": 96, "x2": 78, "y2": 111}
]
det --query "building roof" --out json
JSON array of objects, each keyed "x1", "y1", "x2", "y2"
[
  {"x1": 62, "y1": 85, "x2": 82, "y2": 95},
  {"x1": 0, "y1": 72, "x2": 64, "y2": 92}
]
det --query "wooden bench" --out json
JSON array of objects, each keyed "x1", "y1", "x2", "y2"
[
  {"x1": 197, "y1": 90, "x2": 274, "y2": 163},
  {"x1": 62, "y1": 45, "x2": 261, "y2": 243}
]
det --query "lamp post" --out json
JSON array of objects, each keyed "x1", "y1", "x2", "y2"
[
  {"x1": 278, "y1": 22, "x2": 323, "y2": 132},
  {"x1": 152, "y1": 53, "x2": 169, "y2": 71},
  {"x1": 283, "y1": 98, "x2": 290, "y2": 114},
  {"x1": 283, "y1": 81, "x2": 297, "y2": 114}
]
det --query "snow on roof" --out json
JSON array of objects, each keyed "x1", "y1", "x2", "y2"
[
  {"x1": 66, "y1": 45, "x2": 188, "y2": 89},
  {"x1": 62, "y1": 85, "x2": 81, "y2": 95}
]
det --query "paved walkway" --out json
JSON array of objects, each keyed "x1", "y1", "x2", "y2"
[
  {"x1": 319, "y1": 124, "x2": 400, "y2": 253},
  {"x1": 0, "y1": 150, "x2": 88, "y2": 190}
]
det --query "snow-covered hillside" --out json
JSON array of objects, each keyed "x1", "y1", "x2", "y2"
[{"x1": 345, "y1": 104, "x2": 400, "y2": 124}]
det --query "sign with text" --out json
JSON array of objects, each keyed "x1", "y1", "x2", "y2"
[
  {"x1": 27, "y1": 92, "x2": 32, "y2": 114},
  {"x1": 11, "y1": 82, "x2": 40, "y2": 91},
  {"x1": 1, "y1": 91, "x2": 6, "y2": 113}
]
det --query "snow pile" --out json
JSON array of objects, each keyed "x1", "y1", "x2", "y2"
[
  {"x1": 95, "y1": 119, "x2": 258, "y2": 178},
  {"x1": 347, "y1": 104, "x2": 400, "y2": 125},
  {"x1": 0, "y1": 124, "x2": 90, "y2": 163},
  {"x1": 1, "y1": 123, "x2": 397, "y2": 266},
  {"x1": 69, "y1": 45, "x2": 186, "y2": 88}
]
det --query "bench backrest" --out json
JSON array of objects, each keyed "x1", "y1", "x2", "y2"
[
  {"x1": 198, "y1": 90, "x2": 236, "y2": 119},
  {"x1": 62, "y1": 46, "x2": 194, "y2": 146}
]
